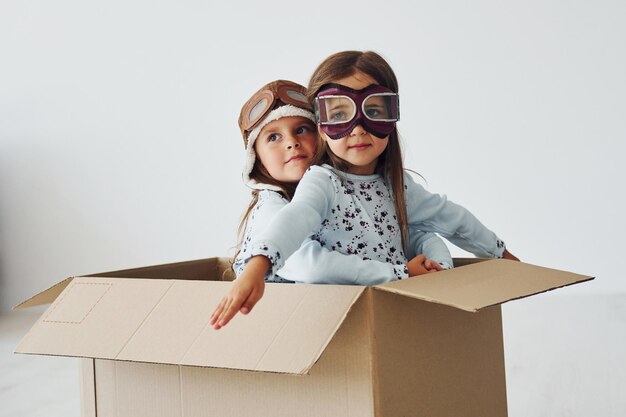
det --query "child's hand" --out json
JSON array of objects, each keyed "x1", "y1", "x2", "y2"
[
  {"x1": 424, "y1": 258, "x2": 444, "y2": 272},
  {"x1": 210, "y1": 256, "x2": 269, "y2": 330},
  {"x1": 407, "y1": 254, "x2": 443, "y2": 277}
]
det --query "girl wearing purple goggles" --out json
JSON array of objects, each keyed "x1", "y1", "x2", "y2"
[
  {"x1": 212, "y1": 51, "x2": 519, "y2": 329},
  {"x1": 315, "y1": 83, "x2": 400, "y2": 139}
]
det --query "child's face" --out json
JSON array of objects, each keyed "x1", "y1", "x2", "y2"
[
  {"x1": 320, "y1": 71, "x2": 389, "y2": 175},
  {"x1": 255, "y1": 116, "x2": 317, "y2": 183}
]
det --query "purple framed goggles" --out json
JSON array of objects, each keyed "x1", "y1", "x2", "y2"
[{"x1": 314, "y1": 83, "x2": 400, "y2": 139}]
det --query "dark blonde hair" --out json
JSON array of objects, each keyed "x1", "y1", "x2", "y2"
[{"x1": 307, "y1": 50, "x2": 409, "y2": 252}]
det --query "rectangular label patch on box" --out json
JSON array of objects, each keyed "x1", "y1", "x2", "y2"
[{"x1": 44, "y1": 282, "x2": 112, "y2": 324}]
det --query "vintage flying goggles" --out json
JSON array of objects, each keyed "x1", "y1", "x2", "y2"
[
  {"x1": 315, "y1": 83, "x2": 400, "y2": 140},
  {"x1": 239, "y1": 80, "x2": 313, "y2": 147}
]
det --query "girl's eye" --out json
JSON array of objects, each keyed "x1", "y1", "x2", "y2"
[
  {"x1": 330, "y1": 111, "x2": 347, "y2": 121},
  {"x1": 365, "y1": 107, "x2": 385, "y2": 118},
  {"x1": 267, "y1": 133, "x2": 280, "y2": 142},
  {"x1": 296, "y1": 125, "x2": 311, "y2": 134}
]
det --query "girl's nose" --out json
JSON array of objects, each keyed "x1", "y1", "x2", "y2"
[
  {"x1": 286, "y1": 136, "x2": 301, "y2": 149},
  {"x1": 350, "y1": 123, "x2": 367, "y2": 136}
]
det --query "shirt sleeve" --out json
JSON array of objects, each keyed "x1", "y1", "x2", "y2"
[
  {"x1": 233, "y1": 191, "x2": 290, "y2": 278},
  {"x1": 407, "y1": 229, "x2": 454, "y2": 269},
  {"x1": 404, "y1": 172, "x2": 506, "y2": 258},
  {"x1": 247, "y1": 167, "x2": 337, "y2": 277},
  {"x1": 278, "y1": 237, "x2": 409, "y2": 284}
]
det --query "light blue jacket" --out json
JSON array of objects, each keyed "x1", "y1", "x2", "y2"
[{"x1": 244, "y1": 165, "x2": 505, "y2": 284}]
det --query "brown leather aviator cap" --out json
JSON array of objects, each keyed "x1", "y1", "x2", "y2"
[{"x1": 238, "y1": 80, "x2": 313, "y2": 147}]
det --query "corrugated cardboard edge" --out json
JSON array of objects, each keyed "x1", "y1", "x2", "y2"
[
  {"x1": 374, "y1": 265, "x2": 594, "y2": 312},
  {"x1": 373, "y1": 285, "x2": 480, "y2": 312},
  {"x1": 452, "y1": 258, "x2": 489, "y2": 267},
  {"x1": 79, "y1": 358, "x2": 97, "y2": 417},
  {"x1": 366, "y1": 289, "x2": 382, "y2": 417},
  {"x1": 86, "y1": 257, "x2": 234, "y2": 281},
  {"x1": 13, "y1": 257, "x2": 235, "y2": 310},
  {"x1": 13, "y1": 277, "x2": 74, "y2": 310}
]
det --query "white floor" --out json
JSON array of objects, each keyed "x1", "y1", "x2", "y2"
[
  {"x1": 0, "y1": 306, "x2": 80, "y2": 417},
  {"x1": 1, "y1": 294, "x2": 625, "y2": 417}
]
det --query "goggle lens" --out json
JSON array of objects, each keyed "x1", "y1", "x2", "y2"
[
  {"x1": 241, "y1": 81, "x2": 313, "y2": 138},
  {"x1": 363, "y1": 93, "x2": 399, "y2": 122},
  {"x1": 316, "y1": 93, "x2": 399, "y2": 125},
  {"x1": 317, "y1": 96, "x2": 356, "y2": 125},
  {"x1": 248, "y1": 98, "x2": 270, "y2": 123}
]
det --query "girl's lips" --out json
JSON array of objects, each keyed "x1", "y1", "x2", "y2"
[
  {"x1": 349, "y1": 144, "x2": 371, "y2": 150},
  {"x1": 286, "y1": 155, "x2": 307, "y2": 163}
]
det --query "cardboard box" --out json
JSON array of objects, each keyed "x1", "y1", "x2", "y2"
[{"x1": 15, "y1": 257, "x2": 592, "y2": 417}]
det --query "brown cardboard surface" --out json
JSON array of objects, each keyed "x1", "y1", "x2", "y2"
[
  {"x1": 16, "y1": 276, "x2": 365, "y2": 374},
  {"x1": 96, "y1": 361, "x2": 183, "y2": 417},
  {"x1": 14, "y1": 278, "x2": 74, "y2": 309},
  {"x1": 372, "y1": 290, "x2": 508, "y2": 417},
  {"x1": 178, "y1": 282, "x2": 364, "y2": 373},
  {"x1": 14, "y1": 258, "x2": 235, "y2": 310},
  {"x1": 79, "y1": 359, "x2": 96, "y2": 417},
  {"x1": 90, "y1": 257, "x2": 235, "y2": 282},
  {"x1": 16, "y1": 256, "x2": 593, "y2": 417},
  {"x1": 16, "y1": 277, "x2": 173, "y2": 358},
  {"x1": 93, "y1": 360, "x2": 117, "y2": 417},
  {"x1": 376, "y1": 259, "x2": 593, "y2": 311},
  {"x1": 92, "y1": 293, "x2": 375, "y2": 417}
]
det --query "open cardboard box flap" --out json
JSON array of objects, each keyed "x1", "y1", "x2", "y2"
[
  {"x1": 375, "y1": 259, "x2": 593, "y2": 312},
  {"x1": 14, "y1": 257, "x2": 593, "y2": 376},
  {"x1": 14, "y1": 258, "x2": 236, "y2": 310},
  {"x1": 15, "y1": 276, "x2": 365, "y2": 375}
]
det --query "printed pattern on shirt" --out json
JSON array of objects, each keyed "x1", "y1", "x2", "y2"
[
  {"x1": 311, "y1": 167, "x2": 407, "y2": 271},
  {"x1": 234, "y1": 192, "x2": 292, "y2": 283}
]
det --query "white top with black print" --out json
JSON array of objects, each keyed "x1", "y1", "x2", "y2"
[
  {"x1": 234, "y1": 189, "x2": 428, "y2": 284},
  {"x1": 247, "y1": 165, "x2": 505, "y2": 281}
]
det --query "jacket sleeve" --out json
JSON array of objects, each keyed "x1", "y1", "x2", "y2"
[
  {"x1": 232, "y1": 191, "x2": 290, "y2": 277},
  {"x1": 247, "y1": 167, "x2": 338, "y2": 277},
  {"x1": 404, "y1": 172, "x2": 506, "y2": 258},
  {"x1": 406, "y1": 229, "x2": 454, "y2": 269},
  {"x1": 278, "y1": 238, "x2": 409, "y2": 284}
]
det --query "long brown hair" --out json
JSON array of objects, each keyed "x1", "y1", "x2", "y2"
[{"x1": 307, "y1": 50, "x2": 410, "y2": 253}]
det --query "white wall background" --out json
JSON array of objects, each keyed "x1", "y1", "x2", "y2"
[
  {"x1": 4, "y1": 0, "x2": 624, "y2": 308},
  {"x1": 1, "y1": 1, "x2": 625, "y2": 415},
  {"x1": 1, "y1": 0, "x2": 624, "y2": 294},
  {"x1": 1, "y1": 0, "x2": 624, "y2": 303}
]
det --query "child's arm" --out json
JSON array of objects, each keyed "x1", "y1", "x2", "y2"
[
  {"x1": 407, "y1": 228, "x2": 454, "y2": 269},
  {"x1": 243, "y1": 167, "x2": 338, "y2": 279},
  {"x1": 404, "y1": 173, "x2": 517, "y2": 259},
  {"x1": 280, "y1": 235, "x2": 444, "y2": 284},
  {"x1": 212, "y1": 168, "x2": 335, "y2": 329},
  {"x1": 236, "y1": 190, "x2": 420, "y2": 284},
  {"x1": 211, "y1": 247, "x2": 444, "y2": 329},
  {"x1": 211, "y1": 255, "x2": 269, "y2": 329}
]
